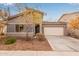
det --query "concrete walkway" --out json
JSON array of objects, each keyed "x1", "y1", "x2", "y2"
[{"x1": 0, "y1": 36, "x2": 79, "y2": 56}]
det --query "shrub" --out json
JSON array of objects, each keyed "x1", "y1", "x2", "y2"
[
  {"x1": 0, "y1": 33, "x2": 4, "y2": 35},
  {"x1": 4, "y1": 37, "x2": 16, "y2": 45},
  {"x1": 36, "y1": 33, "x2": 46, "y2": 41}
]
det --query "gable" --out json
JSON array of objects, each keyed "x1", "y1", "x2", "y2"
[
  {"x1": 58, "y1": 12, "x2": 79, "y2": 22},
  {"x1": 8, "y1": 8, "x2": 44, "y2": 24},
  {"x1": 8, "y1": 14, "x2": 33, "y2": 24}
]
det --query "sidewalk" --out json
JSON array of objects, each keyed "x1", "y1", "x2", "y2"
[{"x1": 0, "y1": 51, "x2": 79, "y2": 56}]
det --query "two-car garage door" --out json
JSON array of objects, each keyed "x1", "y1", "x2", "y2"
[{"x1": 44, "y1": 27, "x2": 64, "y2": 36}]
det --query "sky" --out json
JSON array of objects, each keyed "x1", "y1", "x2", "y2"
[{"x1": 0, "y1": 3, "x2": 79, "y2": 22}]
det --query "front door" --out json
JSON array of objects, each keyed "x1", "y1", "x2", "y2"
[{"x1": 35, "y1": 24, "x2": 40, "y2": 34}]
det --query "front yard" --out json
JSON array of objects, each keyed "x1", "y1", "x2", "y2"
[{"x1": 0, "y1": 36, "x2": 52, "y2": 51}]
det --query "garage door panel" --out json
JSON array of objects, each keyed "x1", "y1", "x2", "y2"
[{"x1": 44, "y1": 27, "x2": 64, "y2": 35}]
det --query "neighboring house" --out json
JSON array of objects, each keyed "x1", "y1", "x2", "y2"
[
  {"x1": 58, "y1": 11, "x2": 79, "y2": 37},
  {"x1": 58, "y1": 12, "x2": 79, "y2": 30},
  {"x1": 58, "y1": 12, "x2": 79, "y2": 22},
  {"x1": 7, "y1": 8, "x2": 44, "y2": 37}
]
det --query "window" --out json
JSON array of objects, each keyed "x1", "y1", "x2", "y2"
[
  {"x1": 7, "y1": 24, "x2": 15, "y2": 32},
  {"x1": 16, "y1": 24, "x2": 24, "y2": 32}
]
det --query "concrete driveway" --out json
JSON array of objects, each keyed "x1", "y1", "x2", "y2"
[
  {"x1": 0, "y1": 35, "x2": 79, "y2": 56},
  {"x1": 46, "y1": 35, "x2": 79, "y2": 52}
]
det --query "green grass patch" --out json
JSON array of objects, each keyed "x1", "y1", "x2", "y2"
[{"x1": 4, "y1": 37, "x2": 16, "y2": 45}]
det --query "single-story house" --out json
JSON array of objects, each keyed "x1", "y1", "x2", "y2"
[
  {"x1": 6, "y1": 8, "x2": 44, "y2": 37},
  {"x1": 1, "y1": 8, "x2": 66, "y2": 37}
]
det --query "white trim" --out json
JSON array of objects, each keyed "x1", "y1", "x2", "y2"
[{"x1": 7, "y1": 32, "x2": 34, "y2": 37}]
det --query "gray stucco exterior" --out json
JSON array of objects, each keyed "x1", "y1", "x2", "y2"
[{"x1": 7, "y1": 13, "x2": 35, "y2": 37}]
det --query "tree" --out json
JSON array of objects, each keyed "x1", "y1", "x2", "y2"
[
  {"x1": 68, "y1": 16, "x2": 79, "y2": 29},
  {"x1": 14, "y1": 3, "x2": 27, "y2": 12},
  {"x1": 22, "y1": 9, "x2": 34, "y2": 40},
  {"x1": 14, "y1": 4, "x2": 30, "y2": 40},
  {"x1": 0, "y1": 21, "x2": 6, "y2": 39}
]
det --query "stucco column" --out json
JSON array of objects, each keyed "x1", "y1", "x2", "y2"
[
  {"x1": 33, "y1": 24, "x2": 35, "y2": 35},
  {"x1": 40, "y1": 24, "x2": 42, "y2": 33}
]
